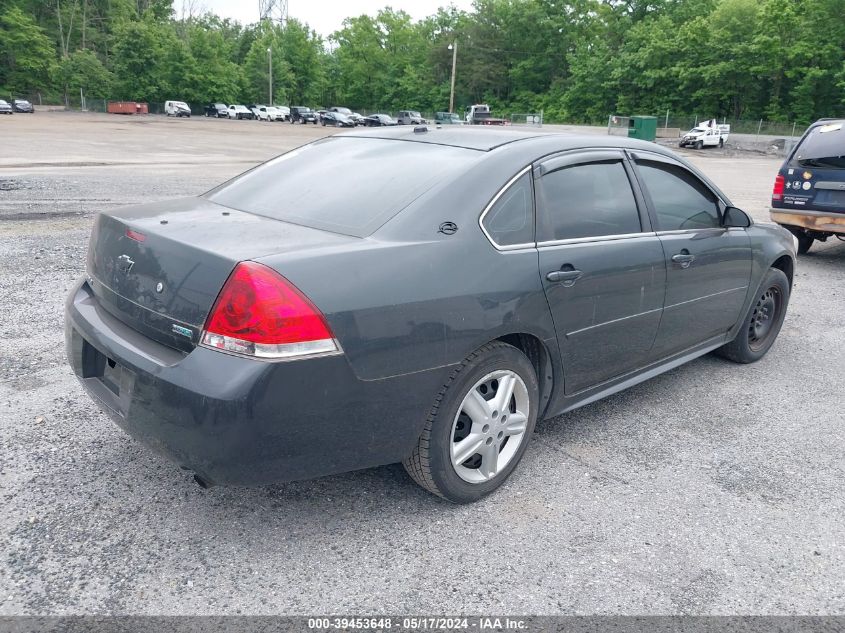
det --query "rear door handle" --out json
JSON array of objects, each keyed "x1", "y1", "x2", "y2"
[
  {"x1": 671, "y1": 251, "x2": 695, "y2": 268},
  {"x1": 546, "y1": 269, "x2": 583, "y2": 286}
]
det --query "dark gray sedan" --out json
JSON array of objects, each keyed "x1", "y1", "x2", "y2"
[{"x1": 65, "y1": 128, "x2": 796, "y2": 503}]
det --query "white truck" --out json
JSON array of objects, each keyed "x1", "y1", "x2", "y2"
[
  {"x1": 464, "y1": 104, "x2": 507, "y2": 125},
  {"x1": 678, "y1": 119, "x2": 730, "y2": 149}
]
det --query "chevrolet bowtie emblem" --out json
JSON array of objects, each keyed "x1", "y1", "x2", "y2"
[{"x1": 116, "y1": 254, "x2": 135, "y2": 274}]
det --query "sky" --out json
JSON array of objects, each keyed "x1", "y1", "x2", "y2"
[{"x1": 178, "y1": 0, "x2": 475, "y2": 37}]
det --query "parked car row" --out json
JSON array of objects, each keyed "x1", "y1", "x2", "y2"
[
  {"x1": 195, "y1": 101, "x2": 442, "y2": 128},
  {"x1": 0, "y1": 99, "x2": 34, "y2": 114}
]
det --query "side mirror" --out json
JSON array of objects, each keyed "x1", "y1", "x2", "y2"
[{"x1": 723, "y1": 206, "x2": 751, "y2": 228}]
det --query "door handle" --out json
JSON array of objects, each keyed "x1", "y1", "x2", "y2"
[
  {"x1": 546, "y1": 269, "x2": 583, "y2": 286},
  {"x1": 671, "y1": 250, "x2": 695, "y2": 268}
]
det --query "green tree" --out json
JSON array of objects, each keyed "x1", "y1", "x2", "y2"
[
  {"x1": 0, "y1": 6, "x2": 57, "y2": 96},
  {"x1": 242, "y1": 21, "x2": 293, "y2": 104},
  {"x1": 278, "y1": 19, "x2": 325, "y2": 105},
  {"x1": 58, "y1": 49, "x2": 113, "y2": 100},
  {"x1": 110, "y1": 18, "x2": 172, "y2": 101}
]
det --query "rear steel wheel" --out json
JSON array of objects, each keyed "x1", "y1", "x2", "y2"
[{"x1": 788, "y1": 228, "x2": 814, "y2": 254}]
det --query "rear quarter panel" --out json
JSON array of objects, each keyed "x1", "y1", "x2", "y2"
[{"x1": 254, "y1": 149, "x2": 558, "y2": 383}]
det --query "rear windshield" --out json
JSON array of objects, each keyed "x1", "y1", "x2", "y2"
[
  {"x1": 793, "y1": 122, "x2": 845, "y2": 169},
  {"x1": 206, "y1": 137, "x2": 478, "y2": 237}
]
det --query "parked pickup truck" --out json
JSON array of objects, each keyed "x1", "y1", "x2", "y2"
[
  {"x1": 465, "y1": 104, "x2": 507, "y2": 126},
  {"x1": 679, "y1": 120, "x2": 730, "y2": 149}
]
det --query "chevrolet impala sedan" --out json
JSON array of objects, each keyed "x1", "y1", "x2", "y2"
[{"x1": 66, "y1": 128, "x2": 796, "y2": 503}]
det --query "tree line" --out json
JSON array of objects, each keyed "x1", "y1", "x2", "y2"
[{"x1": 1, "y1": 0, "x2": 843, "y2": 123}]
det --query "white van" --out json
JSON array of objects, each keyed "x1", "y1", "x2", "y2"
[{"x1": 164, "y1": 101, "x2": 191, "y2": 117}]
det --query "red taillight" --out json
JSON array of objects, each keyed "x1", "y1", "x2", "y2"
[
  {"x1": 125, "y1": 228, "x2": 146, "y2": 242},
  {"x1": 201, "y1": 262, "x2": 339, "y2": 359},
  {"x1": 772, "y1": 174, "x2": 785, "y2": 201}
]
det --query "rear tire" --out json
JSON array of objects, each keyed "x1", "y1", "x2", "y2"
[
  {"x1": 403, "y1": 342, "x2": 539, "y2": 503},
  {"x1": 716, "y1": 268, "x2": 790, "y2": 364},
  {"x1": 789, "y1": 228, "x2": 814, "y2": 254}
]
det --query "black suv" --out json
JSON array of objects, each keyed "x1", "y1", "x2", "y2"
[
  {"x1": 290, "y1": 106, "x2": 318, "y2": 124},
  {"x1": 770, "y1": 118, "x2": 845, "y2": 253},
  {"x1": 204, "y1": 103, "x2": 228, "y2": 118}
]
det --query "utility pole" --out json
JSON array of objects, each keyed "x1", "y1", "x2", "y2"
[
  {"x1": 448, "y1": 40, "x2": 457, "y2": 114},
  {"x1": 268, "y1": 47, "x2": 273, "y2": 105}
]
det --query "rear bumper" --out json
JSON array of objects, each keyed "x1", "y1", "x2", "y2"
[
  {"x1": 65, "y1": 278, "x2": 447, "y2": 486},
  {"x1": 770, "y1": 208, "x2": 845, "y2": 234}
]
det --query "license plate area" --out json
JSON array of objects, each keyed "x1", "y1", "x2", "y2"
[
  {"x1": 813, "y1": 189, "x2": 845, "y2": 208},
  {"x1": 75, "y1": 334, "x2": 135, "y2": 415},
  {"x1": 80, "y1": 337, "x2": 121, "y2": 394},
  {"x1": 101, "y1": 356, "x2": 122, "y2": 396}
]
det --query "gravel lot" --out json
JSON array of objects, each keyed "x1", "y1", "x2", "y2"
[{"x1": 0, "y1": 112, "x2": 843, "y2": 615}]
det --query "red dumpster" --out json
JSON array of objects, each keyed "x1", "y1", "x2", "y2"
[
  {"x1": 135, "y1": 102, "x2": 148, "y2": 114},
  {"x1": 107, "y1": 101, "x2": 137, "y2": 115}
]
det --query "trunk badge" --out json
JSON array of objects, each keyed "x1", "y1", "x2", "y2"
[
  {"x1": 116, "y1": 254, "x2": 134, "y2": 273},
  {"x1": 171, "y1": 324, "x2": 193, "y2": 339},
  {"x1": 156, "y1": 282, "x2": 164, "y2": 293}
]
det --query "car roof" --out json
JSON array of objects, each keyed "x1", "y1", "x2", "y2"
[{"x1": 339, "y1": 126, "x2": 670, "y2": 153}]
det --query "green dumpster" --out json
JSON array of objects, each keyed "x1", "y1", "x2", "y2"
[{"x1": 627, "y1": 115, "x2": 657, "y2": 142}]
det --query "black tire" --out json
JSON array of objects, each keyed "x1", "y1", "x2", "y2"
[
  {"x1": 403, "y1": 341, "x2": 540, "y2": 503},
  {"x1": 694, "y1": 140, "x2": 703, "y2": 150},
  {"x1": 719, "y1": 138, "x2": 724, "y2": 148},
  {"x1": 321, "y1": 120, "x2": 326, "y2": 126},
  {"x1": 788, "y1": 228, "x2": 814, "y2": 255},
  {"x1": 716, "y1": 267, "x2": 790, "y2": 364}
]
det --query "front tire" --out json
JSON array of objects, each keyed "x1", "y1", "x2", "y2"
[
  {"x1": 716, "y1": 268, "x2": 790, "y2": 363},
  {"x1": 694, "y1": 140, "x2": 703, "y2": 150},
  {"x1": 403, "y1": 342, "x2": 539, "y2": 503}
]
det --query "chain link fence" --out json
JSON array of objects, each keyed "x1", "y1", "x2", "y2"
[{"x1": 657, "y1": 115, "x2": 808, "y2": 139}]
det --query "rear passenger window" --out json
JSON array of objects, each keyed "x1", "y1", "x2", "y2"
[
  {"x1": 482, "y1": 172, "x2": 534, "y2": 246},
  {"x1": 537, "y1": 160, "x2": 641, "y2": 241},
  {"x1": 636, "y1": 161, "x2": 720, "y2": 231}
]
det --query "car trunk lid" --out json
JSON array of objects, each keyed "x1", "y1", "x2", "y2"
[{"x1": 87, "y1": 197, "x2": 354, "y2": 352}]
